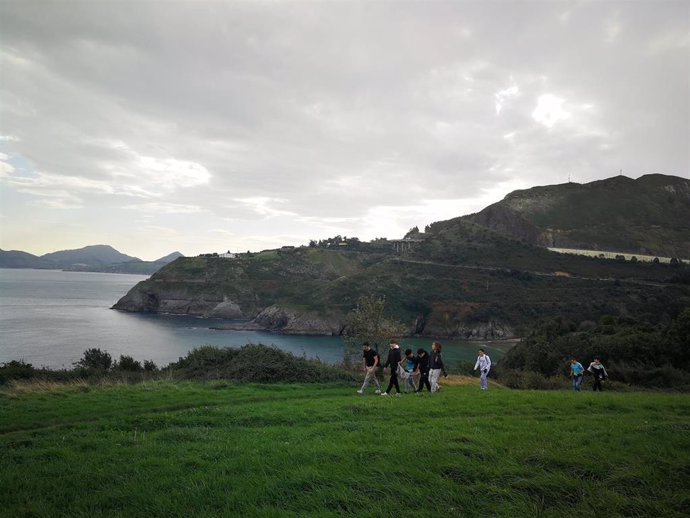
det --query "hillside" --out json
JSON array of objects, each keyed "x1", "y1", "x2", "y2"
[
  {"x1": 41, "y1": 244, "x2": 140, "y2": 268},
  {"x1": 0, "y1": 245, "x2": 181, "y2": 275},
  {"x1": 461, "y1": 174, "x2": 690, "y2": 258},
  {"x1": 113, "y1": 174, "x2": 690, "y2": 338},
  {"x1": 155, "y1": 251, "x2": 184, "y2": 263},
  {"x1": 113, "y1": 237, "x2": 690, "y2": 338},
  {"x1": 0, "y1": 249, "x2": 48, "y2": 269},
  {"x1": 1, "y1": 380, "x2": 688, "y2": 517}
]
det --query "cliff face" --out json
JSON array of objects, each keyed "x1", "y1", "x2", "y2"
[
  {"x1": 112, "y1": 249, "x2": 365, "y2": 330},
  {"x1": 253, "y1": 306, "x2": 345, "y2": 335}
]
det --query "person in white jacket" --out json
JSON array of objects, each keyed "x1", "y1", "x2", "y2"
[{"x1": 474, "y1": 349, "x2": 491, "y2": 390}]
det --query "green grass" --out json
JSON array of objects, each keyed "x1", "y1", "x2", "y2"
[{"x1": 2, "y1": 380, "x2": 689, "y2": 517}]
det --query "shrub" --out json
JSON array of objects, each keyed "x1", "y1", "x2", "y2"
[
  {"x1": 74, "y1": 348, "x2": 112, "y2": 370},
  {"x1": 0, "y1": 360, "x2": 36, "y2": 385},
  {"x1": 171, "y1": 344, "x2": 354, "y2": 383},
  {"x1": 143, "y1": 360, "x2": 157, "y2": 371},
  {"x1": 115, "y1": 355, "x2": 142, "y2": 371},
  {"x1": 454, "y1": 360, "x2": 476, "y2": 376}
]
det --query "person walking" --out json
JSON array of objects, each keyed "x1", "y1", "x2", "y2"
[
  {"x1": 357, "y1": 342, "x2": 381, "y2": 395},
  {"x1": 587, "y1": 357, "x2": 608, "y2": 391},
  {"x1": 415, "y1": 348, "x2": 431, "y2": 393},
  {"x1": 473, "y1": 348, "x2": 491, "y2": 390},
  {"x1": 429, "y1": 341, "x2": 446, "y2": 393},
  {"x1": 570, "y1": 358, "x2": 585, "y2": 392},
  {"x1": 398, "y1": 348, "x2": 418, "y2": 393},
  {"x1": 381, "y1": 339, "x2": 402, "y2": 396}
]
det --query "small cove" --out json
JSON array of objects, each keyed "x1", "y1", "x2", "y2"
[{"x1": 0, "y1": 268, "x2": 514, "y2": 369}]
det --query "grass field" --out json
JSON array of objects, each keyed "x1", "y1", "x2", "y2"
[{"x1": 1, "y1": 378, "x2": 689, "y2": 517}]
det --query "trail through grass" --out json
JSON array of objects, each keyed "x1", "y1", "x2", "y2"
[{"x1": 1, "y1": 379, "x2": 689, "y2": 517}]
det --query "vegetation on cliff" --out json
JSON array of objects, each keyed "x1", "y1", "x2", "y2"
[
  {"x1": 114, "y1": 237, "x2": 690, "y2": 340},
  {"x1": 113, "y1": 174, "x2": 690, "y2": 340},
  {"x1": 498, "y1": 308, "x2": 690, "y2": 390},
  {"x1": 460, "y1": 174, "x2": 690, "y2": 258},
  {"x1": 0, "y1": 345, "x2": 352, "y2": 386}
]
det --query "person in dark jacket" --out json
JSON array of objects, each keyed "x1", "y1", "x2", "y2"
[
  {"x1": 415, "y1": 348, "x2": 431, "y2": 393},
  {"x1": 381, "y1": 339, "x2": 402, "y2": 396},
  {"x1": 357, "y1": 342, "x2": 381, "y2": 395},
  {"x1": 429, "y1": 341, "x2": 446, "y2": 393},
  {"x1": 587, "y1": 357, "x2": 608, "y2": 391}
]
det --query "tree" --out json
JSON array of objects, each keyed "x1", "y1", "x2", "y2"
[
  {"x1": 115, "y1": 355, "x2": 142, "y2": 371},
  {"x1": 74, "y1": 348, "x2": 112, "y2": 370},
  {"x1": 341, "y1": 295, "x2": 406, "y2": 369},
  {"x1": 404, "y1": 226, "x2": 420, "y2": 238}
]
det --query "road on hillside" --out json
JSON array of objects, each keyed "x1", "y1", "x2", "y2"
[{"x1": 391, "y1": 258, "x2": 671, "y2": 288}]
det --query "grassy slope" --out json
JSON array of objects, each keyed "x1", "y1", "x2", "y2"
[
  {"x1": 1, "y1": 381, "x2": 689, "y2": 517},
  {"x1": 116, "y1": 230, "x2": 690, "y2": 334},
  {"x1": 464, "y1": 174, "x2": 690, "y2": 257}
]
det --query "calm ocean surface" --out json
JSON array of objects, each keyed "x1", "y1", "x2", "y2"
[{"x1": 0, "y1": 268, "x2": 512, "y2": 369}]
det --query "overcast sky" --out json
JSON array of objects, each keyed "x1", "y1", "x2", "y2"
[{"x1": 1, "y1": 1, "x2": 688, "y2": 260}]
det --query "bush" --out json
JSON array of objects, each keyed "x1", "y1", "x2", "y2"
[
  {"x1": 607, "y1": 362, "x2": 690, "y2": 389},
  {"x1": 499, "y1": 310, "x2": 690, "y2": 390},
  {"x1": 454, "y1": 360, "x2": 476, "y2": 376},
  {"x1": 0, "y1": 360, "x2": 36, "y2": 385},
  {"x1": 143, "y1": 360, "x2": 157, "y2": 371},
  {"x1": 74, "y1": 348, "x2": 112, "y2": 370},
  {"x1": 115, "y1": 355, "x2": 142, "y2": 371},
  {"x1": 171, "y1": 344, "x2": 355, "y2": 383}
]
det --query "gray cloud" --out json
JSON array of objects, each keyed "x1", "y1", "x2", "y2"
[{"x1": 0, "y1": 0, "x2": 687, "y2": 259}]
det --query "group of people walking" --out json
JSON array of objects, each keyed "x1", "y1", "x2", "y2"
[
  {"x1": 358, "y1": 340, "x2": 609, "y2": 394},
  {"x1": 570, "y1": 357, "x2": 609, "y2": 391},
  {"x1": 357, "y1": 339, "x2": 492, "y2": 395}
]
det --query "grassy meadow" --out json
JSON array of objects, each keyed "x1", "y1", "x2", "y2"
[{"x1": 1, "y1": 378, "x2": 689, "y2": 517}]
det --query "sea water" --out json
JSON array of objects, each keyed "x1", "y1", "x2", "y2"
[{"x1": 0, "y1": 268, "x2": 511, "y2": 369}]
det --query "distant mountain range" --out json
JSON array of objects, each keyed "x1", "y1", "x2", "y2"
[{"x1": 0, "y1": 245, "x2": 183, "y2": 274}]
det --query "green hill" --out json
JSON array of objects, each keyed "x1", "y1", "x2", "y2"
[
  {"x1": 114, "y1": 238, "x2": 690, "y2": 338},
  {"x1": 462, "y1": 174, "x2": 690, "y2": 258},
  {"x1": 113, "y1": 174, "x2": 690, "y2": 338},
  {"x1": 1, "y1": 380, "x2": 688, "y2": 517}
]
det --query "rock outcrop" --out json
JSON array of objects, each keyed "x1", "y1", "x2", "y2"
[
  {"x1": 252, "y1": 305, "x2": 345, "y2": 336},
  {"x1": 114, "y1": 287, "x2": 246, "y2": 319}
]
